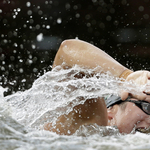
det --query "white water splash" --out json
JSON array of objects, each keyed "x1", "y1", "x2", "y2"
[
  {"x1": 1, "y1": 66, "x2": 150, "y2": 150},
  {"x1": 4, "y1": 66, "x2": 144, "y2": 128}
]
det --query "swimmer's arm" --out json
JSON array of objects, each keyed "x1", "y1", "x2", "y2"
[
  {"x1": 44, "y1": 97, "x2": 108, "y2": 135},
  {"x1": 53, "y1": 39, "x2": 130, "y2": 78},
  {"x1": 53, "y1": 39, "x2": 150, "y2": 100}
]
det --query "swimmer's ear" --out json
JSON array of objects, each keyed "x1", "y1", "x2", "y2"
[
  {"x1": 107, "y1": 105, "x2": 118, "y2": 121},
  {"x1": 107, "y1": 107, "x2": 113, "y2": 121}
]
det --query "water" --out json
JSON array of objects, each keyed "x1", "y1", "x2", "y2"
[{"x1": 1, "y1": 66, "x2": 150, "y2": 150}]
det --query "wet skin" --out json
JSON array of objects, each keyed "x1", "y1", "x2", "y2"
[
  {"x1": 108, "y1": 98, "x2": 150, "y2": 134},
  {"x1": 48, "y1": 39, "x2": 150, "y2": 135}
]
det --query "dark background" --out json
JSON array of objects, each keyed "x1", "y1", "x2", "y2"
[{"x1": 0, "y1": 0, "x2": 150, "y2": 95}]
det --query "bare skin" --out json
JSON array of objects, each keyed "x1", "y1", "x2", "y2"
[
  {"x1": 53, "y1": 39, "x2": 127, "y2": 78},
  {"x1": 107, "y1": 98, "x2": 150, "y2": 134},
  {"x1": 53, "y1": 39, "x2": 150, "y2": 100},
  {"x1": 44, "y1": 39, "x2": 150, "y2": 135},
  {"x1": 44, "y1": 98, "x2": 108, "y2": 135}
]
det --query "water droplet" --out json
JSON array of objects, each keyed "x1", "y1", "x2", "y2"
[
  {"x1": 35, "y1": 24, "x2": 40, "y2": 30},
  {"x1": 57, "y1": 18, "x2": 62, "y2": 24},
  {"x1": 15, "y1": 12, "x2": 18, "y2": 15},
  {"x1": 33, "y1": 68, "x2": 38, "y2": 73},
  {"x1": 21, "y1": 79, "x2": 26, "y2": 82},
  {"x1": 100, "y1": 39, "x2": 106, "y2": 45},
  {"x1": 87, "y1": 22, "x2": 91, "y2": 27},
  {"x1": 139, "y1": 6, "x2": 144, "y2": 12},
  {"x1": 19, "y1": 59, "x2": 23, "y2": 63},
  {"x1": 19, "y1": 68, "x2": 24, "y2": 73},
  {"x1": 26, "y1": 2, "x2": 31, "y2": 7},
  {"x1": 10, "y1": 56, "x2": 15, "y2": 61},
  {"x1": 110, "y1": 8, "x2": 115, "y2": 14},
  {"x1": 73, "y1": 5, "x2": 78, "y2": 10},
  {"x1": 45, "y1": 1, "x2": 48, "y2": 4},
  {"x1": 14, "y1": 43, "x2": 18, "y2": 47},
  {"x1": 143, "y1": 14, "x2": 149, "y2": 19},
  {"x1": 28, "y1": 59, "x2": 33, "y2": 64},
  {"x1": 46, "y1": 25, "x2": 50, "y2": 29},
  {"x1": 106, "y1": 15, "x2": 112, "y2": 21},
  {"x1": 85, "y1": 14, "x2": 91, "y2": 20},
  {"x1": 32, "y1": 44, "x2": 36, "y2": 49},
  {"x1": 122, "y1": 0, "x2": 127, "y2": 5},
  {"x1": 65, "y1": 3, "x2": 71, "y2": 9},
  {"x1": 1, "y1": 66, "x2": 5, "y2": 71},
  {"x1": 37, "y1": 33, "x2": 43, "y2": 42},
  {"x1": 23, "y1": 24, "x2": 27, "y2": 28},
  {"x1": 67, "y1": 130, "x2": 71, "y2": 134},
  {"x1": 3, "y1": 39, "x2": 8, "y2": 44},
  {"x1": 75, "y1": 13, "x2": 80, "y2": 18},
  {"x1": 27, "y1": 10, "x2": 32, "y2": 15},
  {"x1": 38, "y1": 10, "x2": 43, "y2": 15},
  {"x1": 2, "y1": 60, "x2": 5, "y2": 65},
  {"x1": 17, "y1": 8, "x2": 21, "y2": 12},
  {"x1": 13, "y1": 50, "x2": 17, "y2": 53}
]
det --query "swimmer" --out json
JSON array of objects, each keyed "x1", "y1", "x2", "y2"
[{"x1": 44, "y1": 39, "x2": 150, "y2": 135}]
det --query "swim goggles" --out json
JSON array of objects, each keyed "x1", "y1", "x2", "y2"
[
  {"x1": 124, "y1": 98, "x2": 150, "y2": 115},
  {"x1": 105, "y1": 95, "x2": 150, "y2": 115}
]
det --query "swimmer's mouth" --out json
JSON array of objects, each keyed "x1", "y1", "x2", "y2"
[{"x1": 136, "y1": 127, "x2": 150, "y2": 133}]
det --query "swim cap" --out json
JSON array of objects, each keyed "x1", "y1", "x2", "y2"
[{"x1": 105, "y1": 95, "x2": 123, "y2": 108}]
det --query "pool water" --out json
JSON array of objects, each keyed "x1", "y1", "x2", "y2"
[{"x1": 1, "y1": 66, "x2": 150, "y2": 150}]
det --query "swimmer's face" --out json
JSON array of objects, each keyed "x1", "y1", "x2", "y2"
[{"x1": 107, "y1": 98, "x2": 150, "y2": 134}]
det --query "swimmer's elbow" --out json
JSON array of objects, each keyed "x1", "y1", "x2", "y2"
[
  {"x1": 53, "y1": 39, "x2": 74, "y2": 68},
  {"x1": 60, "y1": 39, "x2": 81, "y2": 49},
  {"x1": 57, "y1": 39, "x2": 74, "y2": 54},
  {"x1": 55, "y1": 39, "x2": 80, "y2": 59},
  {"x1": 53, "y1": 39, "x2": 83, "y2": 68},
  {"x1": 59, "y1": 39, "x2": 84, "y2": 55}
]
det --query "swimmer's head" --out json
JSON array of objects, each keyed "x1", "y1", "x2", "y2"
[{"x1": 106, "y1": 95, "x2": 150, "y2": 134}]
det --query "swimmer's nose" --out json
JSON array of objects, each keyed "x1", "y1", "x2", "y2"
[
  {"x1": 141, "y1": 116, "x2": 150, "y2": 127},
  {"x1": 146, "y1": 116, "x2": 150, "y2": 124},
  {"x1": 136, "y1": 117, "x2": 150, "y2": 128}
]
